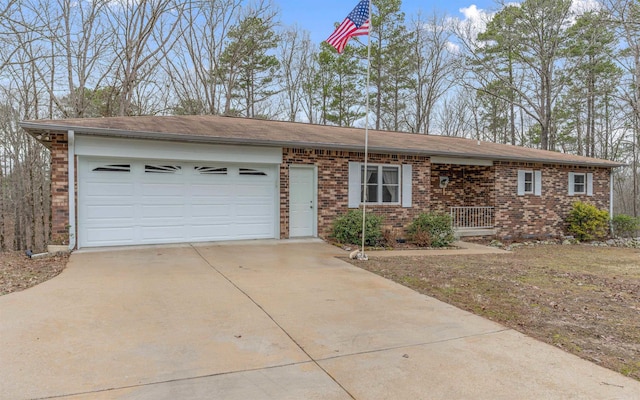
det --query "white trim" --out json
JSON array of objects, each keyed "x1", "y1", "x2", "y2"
[
  {"x1": 68, "y1": 130, "x2": 76, "y2": 250},
  {"x1": 361, "y1": 163, "x2": 401, "y2": 205},
  {"x1": 402, "y1": 164, "x2": 412, "y2": 208},
  {"x1": 587, "y1": 173, "x2": 593, "y2": 196},
  {"x1": 430, "y1": 156, "x2": 493, "y2": 166},
  {"x1": 348, "y1": 162, "x2": 361, "y2": 208},
  {"x1": 75, "y1": 135, "x2": 282, "y2": 164},
  {"x1": 517, "y1": 170, "x2": 526, "y2": 196},
  {"x1": 568, "y1": 172, "x2": 575, "y2": 196},
  {"x1": 534, "y1": 170, "x2": 542, "y2": 196}
]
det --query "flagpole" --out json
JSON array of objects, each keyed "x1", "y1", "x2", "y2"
[{"x1": 359, "y1": 0, "x2": 372, "y2": 261}]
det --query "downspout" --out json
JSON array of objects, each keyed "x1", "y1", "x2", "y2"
[
  {"x1": 68, "y1": 130, "x2": 76, "y2": 250},
  {"x1": 610, "y1": 169, "x2": 614, "y2": 237}
]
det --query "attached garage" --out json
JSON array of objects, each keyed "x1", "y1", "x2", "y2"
[{"x1": 74, "y1": 135, "x2": 282, "y2": 248}]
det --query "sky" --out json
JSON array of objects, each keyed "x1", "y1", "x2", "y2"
[{"x1": 277, "y1": 0, "x2": 498, "y2": 44}]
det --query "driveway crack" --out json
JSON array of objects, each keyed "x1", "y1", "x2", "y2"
[{"x1": 190, "y1": 245, "x2": 356, "y2": 400}]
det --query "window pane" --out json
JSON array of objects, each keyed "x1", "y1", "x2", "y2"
[
  {"x1": 382, "y1": 167, "x2": 398, "y2": 184},
  {"x1": 574, "y1": 174, "x2": 585, "y2": 193},
  {"x1": 367, "y1": 167, "x2": 378, "y2": 184},
  {"x1": 524, "y1": 182, "x2": 533, "y2": 192},
  {"x1": 366, "y1": 185, "x2": 378, "y2": 202},
  {"x1": 383, "y1": 186, "x2": 398, "y2": 202}
]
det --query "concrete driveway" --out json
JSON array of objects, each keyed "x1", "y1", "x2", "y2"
[{"x1": 1, "y1": 241, "x2": 638, "y2": 399}]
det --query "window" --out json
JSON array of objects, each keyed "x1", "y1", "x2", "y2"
[
  {"x1": 195, "y1": 166, "x2": 227, "y2": 175},
  {"x1": 92, "y1": 164, "x2": 130, "y2": 173},
  {"x1": 573, "y1": 173, "x2": 586, "y2": 194},
  {"x1": 569, "y1": 172, "x2": 592, "y2": 196},
  {"x1": 349, "y1": 162, "x2": 411, "y2": 208},
  {"x1": 145, "y1": 165, "x2": 181, "y2": 174},
  {"x1": 361, "y1": 165, "x2": 400, "y2": 204},
  {"x1": 239, "y1": 168, "x2": 267, "y2": 176},
  {"x1": 517, "y1": 170, "x2": 541, "y2": 196},
  {"x1": 523, "y1": 171, "x2": 534, "y2": 194}
]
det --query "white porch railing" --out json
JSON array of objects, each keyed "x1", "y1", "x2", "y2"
[{"x1": 450, "y1": 206, "x2": 495, "y2": 229}]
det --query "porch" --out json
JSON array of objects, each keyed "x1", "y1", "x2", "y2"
[
  {"x1": 430, "y1": 160, "x2": 498, "y2": 238},
  {"x1": 450, "y1": 206, "x2": 498, "y2": 237}
]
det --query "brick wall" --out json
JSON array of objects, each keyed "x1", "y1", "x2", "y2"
[
  {"x1": 494, "y1": 162, "x2": 610, "y2": 239},
  {"x1": 281, "y1": 148, "x2": 431, "y2": 240},
  {"x1": 49, "y1": 132, "x2": 70, "y2": 244},
  {"x1": 430, "y1": 164, "x2": 495, "y2": 212}
]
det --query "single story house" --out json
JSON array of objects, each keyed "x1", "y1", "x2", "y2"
[{"x1": 21, "y1": 115, "x2": 622, "y2": 249}]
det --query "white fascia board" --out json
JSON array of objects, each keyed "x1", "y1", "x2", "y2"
[
  {"x1": 75, "y1": 135, "x2": 283, "y2": 164},
  {"x1": 430, "y1": 156, "x2": 493, "y2": 166}
]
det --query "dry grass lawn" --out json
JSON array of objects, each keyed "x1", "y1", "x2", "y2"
[
  {"x1": 1, "y1": 251, "x2": 69, "y2": 295},
  {"x1": 348, "y1": 245, "x2": 640, "y2": 381}
]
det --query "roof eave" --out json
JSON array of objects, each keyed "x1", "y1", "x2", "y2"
[{"x1": 19, "y1": 121, "x2": 624, "y2": 168}]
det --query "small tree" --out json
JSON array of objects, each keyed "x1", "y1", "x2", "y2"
[
  {"x1": 566, "y1": 201, "x2": 610, "y2": 241},
  {"x1": 612, "y1": 214, "x2": 640, "y2": 238}
]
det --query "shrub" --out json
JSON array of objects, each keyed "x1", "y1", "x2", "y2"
[
  {"x1": 331, "y1": 210, "x2": 384, "y2": 246},
  {"x1": 566, "y1": 201, "x2": 609, "y2": 241},
  {"x1": 612, "y1": 214, "x2": 640, "y2": 238},
  {"x1": 407, "y1": 212, "x2": 455, "y2": 248}
]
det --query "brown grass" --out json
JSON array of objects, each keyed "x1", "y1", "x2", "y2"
[{"x1": 349, "y1": 245, "x2": 640, "y2": 381}]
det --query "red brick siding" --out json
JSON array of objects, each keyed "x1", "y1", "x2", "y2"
[
  {"x1": 281, "y1": 148, "x2": 431, "y2": 240},
  {"x1": 50, "y1": 132, "x2": 70, "y2": 244},
  {"x1": 430, "y1": 164, "x2": 495, "y2": 212},
  {"x1": 494, "y1": 162, "x2": 610, "y2": 239}
]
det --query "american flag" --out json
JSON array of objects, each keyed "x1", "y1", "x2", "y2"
[{"x1": 326, "y1": 0, "x2": 370, "y2": 54}]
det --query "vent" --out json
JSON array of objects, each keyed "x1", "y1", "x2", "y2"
[
  {"x1": 195, "y1": 166, "x2": 227, "y2": 175},
  {"x1": 239, "y1": 168, "x2": 267, "y2": 176},
  {"x1": 145, "y1": 165, "x2": 182, "y2": 174},
  {"x1": 92, "y1": 164, "x2": 131, "y2": 172}
]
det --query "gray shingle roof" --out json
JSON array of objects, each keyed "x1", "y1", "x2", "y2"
[{"x1": 20, "y1": 115, "x2": 623, "y2": 167}]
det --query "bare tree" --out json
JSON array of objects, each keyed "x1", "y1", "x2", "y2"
[
  {"x1": 106, "y1": 0, "x2": 185, "y2": 116},
  {"x1": 407, "y1": 12, "x2": 457, "y2": 135},
  {"x1": 277, "y1": 25, "x2": 312, "y2": 122}
]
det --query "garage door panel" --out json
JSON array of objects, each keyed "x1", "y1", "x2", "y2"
[
  {"x1": 79, "y1": 158, "x2": 277, "y2": 247},
  {"x1": 141, "y1": 204, "x2": 184, "y2": 218},
  {"x1": 140, "y1": 226, "x2": 186, "y2": 241},
  {"x1": 86, "y1": 227, "x2": 135, "y2": 244},
  {"x1": 191, "y1": 204, "x2": 232, "y2": 218},
  {"x1": 84, "y1": 182, "x2": 135, "y2": 196},
  {"x1": 85, "y1": 205, "x2": 136, "y2": 220}
]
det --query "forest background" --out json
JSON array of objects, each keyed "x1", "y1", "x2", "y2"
[{"x1": 1, "y1": 0, "x2": 638, "y2": 251}]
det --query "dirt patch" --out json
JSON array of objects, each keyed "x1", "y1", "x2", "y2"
[
  {"x1": 347, "y1": 245, "x2": 640, "y2": 381},
  {"x1": 1, "y1": 251, "x2": 69, "y2": 295}
]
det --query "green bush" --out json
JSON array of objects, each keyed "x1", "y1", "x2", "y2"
[
  {"x1": 331, "y1": 210, "x2": 384, "y2": 246},
  {"x1": 612, "y1": 214, "x2": 640, "y2": 238},
  {"x1": 407, "y1": 212, "x2": 455, "y2": 248},
  {"x1": 566, "y1": 201, "x2": 610, "y2": 241}
]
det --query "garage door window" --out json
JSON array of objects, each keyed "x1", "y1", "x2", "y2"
[
  {"x1": 92, "y1": 164, "x2": 131, "y2": 172},
  {"x1": 240, "y1": 168, "x2": 267, "y2": 176},
  {"x1": 145, "y1": 165, "x2": 182, "y2": 174},
  {"x1": 195, "y1": 166, "x2": 227, "y2": 175}
]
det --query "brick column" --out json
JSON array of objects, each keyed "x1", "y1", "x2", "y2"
[{"x1": 49, "y1": 132, "x2": 69, "y2": 245}]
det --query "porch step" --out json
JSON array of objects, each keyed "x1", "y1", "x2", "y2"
[{"x1": 454, "y1": 228, "x2": 498, "y2": 238}]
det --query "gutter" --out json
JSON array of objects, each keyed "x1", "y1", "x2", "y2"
[{"x1": 68, "y1": 130, "x2": 76, "y2": 250}]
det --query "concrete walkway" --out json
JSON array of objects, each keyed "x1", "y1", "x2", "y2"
[
  {"x1": 0, "y1": 241, "x2": 638, "y2": 399},
  {"x1": 366, "y1": 240, "x2": 509, "y2": 257}
]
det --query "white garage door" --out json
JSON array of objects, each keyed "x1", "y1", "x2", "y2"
[{"x1": 78, "y1": 158, "x2": 278, "y2": 247}]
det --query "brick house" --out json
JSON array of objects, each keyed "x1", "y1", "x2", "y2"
[{"x1": 21, "y1": 115, "x2": 622, "y2": 249}]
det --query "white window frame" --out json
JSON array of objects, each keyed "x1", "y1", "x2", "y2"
[
  {"x1": 569, "y1": 172, "x2": 593, "y2": 196},
  {"x1": 517, "y1": 169, "x2": 542, "y2": 196},
  {"x1": 348, "y1": 162, "x2": 411, "y2": 208},
  {"x1": 361, "y1": 164, "x2": 401, "y2": 205}
]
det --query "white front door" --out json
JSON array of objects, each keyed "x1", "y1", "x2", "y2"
[{"x1": 289, "y1": 166, "x2": 315, "y2": 237}]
